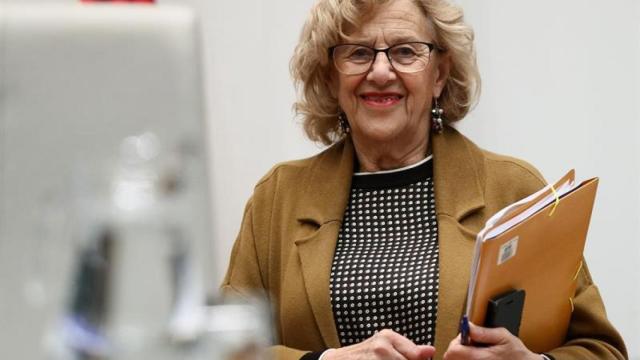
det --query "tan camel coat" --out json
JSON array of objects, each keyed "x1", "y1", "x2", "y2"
[{"x1": 222, "y1": 126, "x2": 627, "y2": 360}]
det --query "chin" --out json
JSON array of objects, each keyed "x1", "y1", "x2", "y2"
[{"x1": 356, "y1": 126, "x2": 404, "y2": 144}]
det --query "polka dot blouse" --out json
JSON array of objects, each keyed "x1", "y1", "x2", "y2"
[{"x1": 329, "y1": 156, "x2": 439, "y2": 346}]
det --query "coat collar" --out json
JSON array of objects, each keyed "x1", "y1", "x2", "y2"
[
  {"x1": 431, "y1": 126, "x2": 486, "y2": 220},
  {"x1": 294, "y1": 126, "x2": 487, "y2": 350},
  {"x1": 295, "y1": 137, "x2": 355, "y2": 224},
  {"x1": 295, "y1": 126, "x2": 486, "y2": 225}
]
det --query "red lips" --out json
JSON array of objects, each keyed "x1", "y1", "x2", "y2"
[{"x1": 360, "y1": 92, "x2": 404, "y2": 107}]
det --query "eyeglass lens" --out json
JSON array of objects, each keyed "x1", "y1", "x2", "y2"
[{"x1": 332, "y1": 43, "x2": 432, "y2": 75}]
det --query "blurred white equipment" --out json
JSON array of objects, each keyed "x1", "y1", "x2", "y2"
[{"x1": 0, "y1": 3, "x2": 214, "y2": 358}]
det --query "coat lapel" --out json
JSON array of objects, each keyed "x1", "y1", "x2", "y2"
[
  {"x1": 295, "y1": 223, "x2": 343, "y2": 348},
  {"x1": 294, "y1": 138, "x2": 355, "y2": 348},
  {"x1": 431, "y1": 127, "x2": 487, "y2": 358}
]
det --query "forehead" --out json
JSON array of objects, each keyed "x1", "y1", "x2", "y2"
[{"x1": 344, "y1": 0, "x2": 433, "y2": 43}]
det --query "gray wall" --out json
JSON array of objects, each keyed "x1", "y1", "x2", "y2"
[{"x1": 2, "y1": 0, "x2": 638, "y2": 357}]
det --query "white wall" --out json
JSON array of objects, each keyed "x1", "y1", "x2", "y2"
[
  {"x1": 185, "y1": 0, "x2": 320, "y2": 289},
  {"x1": 2, "y1": 0, "x2": 638, "y2": 357}
]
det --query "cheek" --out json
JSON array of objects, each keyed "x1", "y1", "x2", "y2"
[
  {"x1": 406, "y1": 77, "x2": 434, "y2": 111},
  {"x1": 405, "y1": 87, "x2": 429, "y2": 111},
  {"x1": 337, "y1": 78, "x2": 362, "y2": 107}
]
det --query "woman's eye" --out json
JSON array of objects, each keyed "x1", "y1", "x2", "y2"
[
  {"x1": 349, "y1": 47, "x2": 372, "y2": 60},
  {"x1": 393, "y1": 46, "x2": 417, "y2": 58}
]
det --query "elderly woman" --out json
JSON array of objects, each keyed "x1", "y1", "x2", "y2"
[{"x1": 222, "y1": 0, "x2": 627, "y2": 359}]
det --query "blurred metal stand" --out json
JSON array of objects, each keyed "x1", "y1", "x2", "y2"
[
  {"x1": 49, "y1": 133, "x2": 207, "y2": 359},
  {"x1": 48, "y1": 133, "x2": 272, "y2": 360}
]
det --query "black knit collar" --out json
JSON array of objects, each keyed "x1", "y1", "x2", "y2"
[{"x1": 351, "y1": 156, "x2": 433, "y2": 190}]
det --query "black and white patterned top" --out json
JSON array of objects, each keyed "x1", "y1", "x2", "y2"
[{"x1": 329, "y1": 156, "x2": 439, "y2": 346}]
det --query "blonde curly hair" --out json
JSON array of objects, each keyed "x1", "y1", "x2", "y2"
[{"x1": 291, "y1": 0, "x2": 481, "y2": 145}]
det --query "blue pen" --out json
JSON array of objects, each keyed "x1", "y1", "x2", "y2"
[{"x1": 460, "y1": 315, "x2": 471, "y2": 345}]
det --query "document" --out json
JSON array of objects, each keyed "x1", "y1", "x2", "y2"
[{"x1": 464, "y1": 169, "x2": 599, "y2": 352}]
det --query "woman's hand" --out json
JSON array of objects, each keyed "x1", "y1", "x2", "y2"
[
  {"x1": 324, "y1": 329, "x2": 436, "y2": 360},
  {"x1": 443, "y1": 323, "x2": 540, "y2": 360}
]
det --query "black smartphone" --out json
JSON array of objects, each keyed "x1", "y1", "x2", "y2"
[{"x1": 484, "y1": 289, "x2": 526, "y2": 336}]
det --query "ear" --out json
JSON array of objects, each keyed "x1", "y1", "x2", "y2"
[{"x1": 432, "y1": 51, "x2": 451, "y2": 98}]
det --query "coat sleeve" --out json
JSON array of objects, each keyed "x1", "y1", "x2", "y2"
[
  {"x1": 546, "y1": 260, "x2": 628, "y2": 359},
  {"x1": 220, "y1": 197, "x2": 316, "y2": 360}
]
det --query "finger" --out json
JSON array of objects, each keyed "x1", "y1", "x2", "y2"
[
  {"x1": 416, "y1": 345, "x2": 436, "y2": 359},
  {"x1": 368, "y1": 329, "x2": 404, "y2": 360},
  {"x1": 468, "y1": 322, "x2": 512, "y2": 345},
  {"x1": 378, "y1": 329, "x2": 423, "y2": 360},
  {"x1": 449, "y1": 333, "x2": 461, "y2": 347},
  {"x1": 371, "y1": 345, "x2": 407, "y2": 360},
  {"x1": 443, "y1": 341, "x2": 476, "y2": 360},
  {"x1": 369, "y1": 332, "x2": 409, "y2": 360}
]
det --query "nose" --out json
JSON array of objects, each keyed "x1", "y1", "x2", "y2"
[{"x1": 366, "y1": 51, "x2": 397, "y2": 85}]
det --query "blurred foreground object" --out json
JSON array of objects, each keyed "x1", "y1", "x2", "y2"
[
  {"x1": 50, "y1": 134, "x2": 274, "y2": 360},
  {"x1": 206, "y1": 296, "x2": 273, "y2": 360},
  {"x1": 51, "y1": 133, "x2": 207, "y2": 359},
  {"x1": 0, "y1": 3, "x2": 214, "y2": 358}
]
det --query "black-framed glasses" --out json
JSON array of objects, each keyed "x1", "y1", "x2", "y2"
[{"x1": 329, "y1": 42, "x2": 440, "y2": 75}]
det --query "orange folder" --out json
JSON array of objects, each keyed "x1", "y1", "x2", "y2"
[{"x1": 465, "y1": 170, "x2": 598, "y2": 353}]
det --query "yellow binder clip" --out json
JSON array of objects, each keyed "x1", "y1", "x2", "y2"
[
  {"x1": 548, "y1": 185, "x2": 560, "y2": 217},
  {"x1": 573, "y1": 260, "x2": 583, "y2": 281}
]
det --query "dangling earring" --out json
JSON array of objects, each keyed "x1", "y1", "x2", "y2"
[
  {"x1": 431, "y1": 98, "x2": 444, "y2": 134},
  {"x1": 339, "y1": 112, "x2": 350, "y2": 134}
]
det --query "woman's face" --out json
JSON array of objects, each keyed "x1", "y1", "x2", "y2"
[{"x1": 332, "y1": 0, "x2": 449, "y2": 147}]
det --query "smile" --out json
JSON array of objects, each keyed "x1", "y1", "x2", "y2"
[{"x1": 360, "y1": 93, "x2": 404, "y2": 107}]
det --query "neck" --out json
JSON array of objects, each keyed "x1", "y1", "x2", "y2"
[{"x1": 352, "y1": 134, "x2": 430, "y2": 172}]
